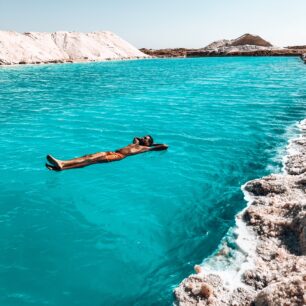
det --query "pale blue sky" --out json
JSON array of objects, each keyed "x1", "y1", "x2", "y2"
[{"x1": 1, "y1": 0, "x2": 305, "y2": 48}]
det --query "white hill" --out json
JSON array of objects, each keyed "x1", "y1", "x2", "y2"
[{"x1": 0, "y1": 31, "x2": 149, "y2": 65}]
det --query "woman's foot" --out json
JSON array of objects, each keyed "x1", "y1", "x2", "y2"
[
  {"x1": 45, "y1": 163, "x2": 61, "y2": 171},
  {"x1": 46, "y1": 154, "x2": 63, "y2": 170}
]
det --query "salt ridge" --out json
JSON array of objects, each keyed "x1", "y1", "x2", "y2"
[{"x1": 0, "y1": 31, "x2": 149, "y2": 66}]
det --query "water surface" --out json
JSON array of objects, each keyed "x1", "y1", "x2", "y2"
[{"x1": 0, "y1": 57, "x2": 305, "y2": 305}]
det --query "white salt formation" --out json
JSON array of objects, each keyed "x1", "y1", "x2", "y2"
[
  {"x1": 202, "y1": 33, "x2": 278, "y2": 54},
  {"x1": 0, "y1": 31, "x2": 149, "y2": 65}
]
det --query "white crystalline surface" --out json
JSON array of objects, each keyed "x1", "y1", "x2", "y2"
[{"x1": 0, "y1": 31, "x2": 148, "y2": 65}]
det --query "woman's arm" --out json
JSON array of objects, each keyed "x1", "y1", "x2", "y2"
[{"x1": 149, "y1": 144, "x2": 168, "y2": 151}]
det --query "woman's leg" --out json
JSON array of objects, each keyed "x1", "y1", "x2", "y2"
[{"x1": 46, "y1": 152, "x2": 125, "y2": 170}]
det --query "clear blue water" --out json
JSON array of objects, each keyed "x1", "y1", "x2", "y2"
[{"x1": 0, "y1": 57, "x2": 305, "y2": 306}]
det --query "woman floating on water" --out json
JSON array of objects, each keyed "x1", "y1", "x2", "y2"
[{"x1": 46, "y1": 135, "x2": 168, "y2": 171}]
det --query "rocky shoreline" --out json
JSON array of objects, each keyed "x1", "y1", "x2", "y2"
[
  {"x1": 186, "y1": 48, "x2": 306, "y2": 58},
  {"x1": 140, "y1": 47, "x2": 306, "y2": 60},
  {"x1": 174, "y1": 119, "x2": 306, "y2": 306},
  {"x1": 141, "y1": 34, "x2": 306, "y2": 60},
  {"x1": 141, "y1": 48, "x2": 306, "y2": 59}
]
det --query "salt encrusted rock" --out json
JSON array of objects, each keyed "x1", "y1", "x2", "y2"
[
  {"x1": 194, "y1": 264, "x2": 203, "y2": 274},
  {"x1": 200, "y1": 283, "x2": 214, "y2": 298},
  {"x1": 285, "y1": 154, "x2": 306, "y2": 175},
  {"x1": 244, "y1": 177, "x2": 287, "y2": 196},
  {"x1": 254, "y1": 276, "x2": 306, "y2": 306},
  {"x1": 243, "y1": 204, "x2": 291, "y2": 237},
  {"x1": 175, "y1": 273, "x2": 255, "y2": 306},
  {"x1": 174, "y1": 274, "x2": 229, "y2": 306},
  {"x1": 175, "y1": 119, "x2": 306, "y2": 306},
  {"x1": 297, "y1": 214, "x2": 306, "y2": 255}
]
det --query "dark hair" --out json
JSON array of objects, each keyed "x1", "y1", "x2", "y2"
[
  {"x1": 133, "y1": 135, "x2": 154, "y2": 146},
  {"x1": 146, "y1": 135, "x2": 154, "y2": 146}
]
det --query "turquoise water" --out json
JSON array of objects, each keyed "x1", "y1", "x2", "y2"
[{"x1": 0, "y1": 57, "x2": 305, "y2": 306}]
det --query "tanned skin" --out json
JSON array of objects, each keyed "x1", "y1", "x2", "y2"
[{"x1": 46, "y1": 135, "x2": 168, "y2": 171}]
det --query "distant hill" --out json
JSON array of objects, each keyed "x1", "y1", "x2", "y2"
[
  {"x1": 231, "y1": 34, "x2": 272, "y2": 47},
  {"x1": 287, "y1": 45, "x2": 306, "y2": 49},
  {"x1": 204, "y1": 33, "x2": 273, "y2": 50},
  {"x1": 140, "y1": 34, "x2": 306, "y2": 59}
]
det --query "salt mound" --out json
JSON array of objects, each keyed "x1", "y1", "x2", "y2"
[
  {"x1": 0, "y1": 31, "x2": 149, "y2": 65},
  {"x1": 204, "y1": 33, "x2": 274, "y2": 51},
  {"x1": 231, "y1": 34, "x2": 272, "y2": 47}
]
